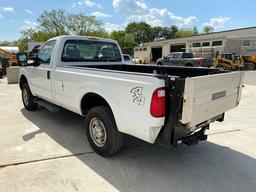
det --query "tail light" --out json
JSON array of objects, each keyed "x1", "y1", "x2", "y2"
[
  {"x1": 150, "y1": 87, "x2": 166, "y2": 117},
  {"x1": 197, "y1": 58, "x2": 203, "y2": 67}
]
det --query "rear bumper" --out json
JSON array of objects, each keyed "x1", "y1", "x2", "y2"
[{"x1": 157, "y1": 113, "x2": 224, "y2": 148}]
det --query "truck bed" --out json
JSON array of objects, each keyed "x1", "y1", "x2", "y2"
[
  {"x1": 72, "y1": 64, "x2": 223, "y2": 78},
  {"x1": 67, "y1": 64, "x2": 243, "y2": 147}
]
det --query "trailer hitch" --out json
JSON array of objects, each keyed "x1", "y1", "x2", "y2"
[{"x1": 182, "y1": 128, "x2": 208, "y2": 146}]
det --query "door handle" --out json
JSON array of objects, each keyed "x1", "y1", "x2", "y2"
[{"x1": 47, "y1": 71, "x2": 50, "y2": 79}]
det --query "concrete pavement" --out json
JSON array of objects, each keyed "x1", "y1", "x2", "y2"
[{"x1": 0, "y1": 75, "x2": 256, "y2": 192}]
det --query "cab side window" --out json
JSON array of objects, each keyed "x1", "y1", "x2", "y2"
[
  {"x1": 38, "y1": 40, "x2": 56, "y2": 65},
  {"x1": 171, "y1": 54, "x2": 180, "y2": 59}
]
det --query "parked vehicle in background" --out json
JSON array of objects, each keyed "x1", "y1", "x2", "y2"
[
  {"x1": 18, "y1": 35, "x2": 244, "y2": 156},
  {"x1": 123, "y1": 54, "x2": 132, "y2": 64},
  {"x1": 156, "y1": 52, "x2": 212, "y2": 67}
]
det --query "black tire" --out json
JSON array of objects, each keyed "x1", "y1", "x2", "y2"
[
  {"x1": 85, "y1": 106, "x2": 123, "y2": 156},
  {"x1": 21, "y1": 83, "x2": 38, "y2": 111},
  {"x1": 185, "y1": 63, "x2": 193, "y2": 67}
]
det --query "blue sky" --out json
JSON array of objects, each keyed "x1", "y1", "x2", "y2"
[{"x1": 0, "y1": 0, "x2": 255, "y2": 41}]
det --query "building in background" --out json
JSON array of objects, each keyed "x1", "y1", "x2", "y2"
[{"x1": 134, "y1": 27, "x2": 256, "y2": 63}]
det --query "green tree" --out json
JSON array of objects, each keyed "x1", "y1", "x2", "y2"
[
  {"x1": 176, "y1": 28, "x2": 198, "y2": 37},
  {"x1": 151, "y1": 25, "x2": 180, "y2": 40},
  {"x1": 192, "y1": 26, "x2": 199, "y2": 35},
  {"x1": 89, "y1": 31, "x2": 110, "y2": 38},
  {"x1": 17, "y1": 27, "x2": 56, "y2": 51},
  {"x1": 203, "y1": 25, "x2": 214, "y2": 34},
  {"x1": 17, "y1": 9, "x2": 108, "y2": 51},
  {"x1": 31, "y1": 31, "x2": 56, "y2": 42},
  {"x1": 37, "y1": 9, "x2": 105, "y2": 36},
  {"x1": 16, "y1": 38, "x2": 29, "y2": 52},
  {"x1": 67, "y1": 13, "x2": 103, "y2": 35},
  {"x1": 169, "y1": 25, "x2": 179, "y2": 38},
  {"x1": 110, "y1": 31, "x2": 134, "y2": 47},
  {"x1": 151, "y1": 26, "x2": 162, "y2": 40},
  {"x1": 16, "y1": 27, "x2": 38, "y2": 52},
  {"x1": 0, "y1": 41, "x2": 13, "y2": 46},
  {"x1": 151, "y1": 27, "x2": 169, "y2": 40},
  {"x1": 37, "y1": 9, "x2": 68, "y2": 36},
  {"x1": 110, "y1": 30, "x2": 135, "y2": 55},
  {"x1": 125, "y1": 22, "x2": 152, "y2": 45}
]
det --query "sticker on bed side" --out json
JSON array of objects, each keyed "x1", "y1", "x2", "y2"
[{"x1": 130, "y1": 87, "x2": 145, "y2": 106}]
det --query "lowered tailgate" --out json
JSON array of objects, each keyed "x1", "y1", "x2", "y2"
[{"x1": 180, "y1": 71, "x2": 244, "y2": 127}]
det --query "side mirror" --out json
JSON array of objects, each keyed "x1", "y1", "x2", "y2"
[
  {"x1": 17, "y1": 52, "x2": 40, "y2": 67},
  {"x1": 17, "y1": 53, "x2": 27, "y2": 66},
  {"x1": 28, "y1": 57, "x2": 40, "y2": 66}
]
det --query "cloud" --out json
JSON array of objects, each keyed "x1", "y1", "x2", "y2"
[
  {"x1": 91, "y1": 11, "x2": 111, "y2": 18},
  {"x1": 113, "y1": 0, "x2": 148, "y2": 15},
  {"x1": 0, "y1": 14, "x2": 3, "y2": 19},
  {"x1": 25, "y1": 9, "x2": 34, "y2": 15},
  {"x1": 112, "y1": 0, "x2": 196, "y2": 27},
  {"x1": 84, "y1": 0, "x2": 101, "y2": 8},
  {"x1": 72, "y1": 0, "x2": 101, "y2": 8},
  {"x1": 104, "y1": 23, "x2": 123, "y2": 33},
  {"x1": 3, "y1": 6, "x2": 15, "y2": 13},
  {"x1": 129, "y1": 8, "x2": 196, "y2": 27},
  {"x1": 203, "y1": 17, "x2": 230, "y2": 29}
]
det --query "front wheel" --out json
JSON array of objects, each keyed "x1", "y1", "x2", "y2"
[
  {"x1": 85, "y1": 106, "x2": 123, "y2": 156},
  {"x1": 22, "y1": 83, "x2": 38, "y2": 111}
]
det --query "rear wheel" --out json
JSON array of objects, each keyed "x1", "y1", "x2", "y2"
[
  {"x1": 185, "y1": 63, "x2": 193, "y2": 67},
  {"x1": 22, "y1": 83, "x2": 38, "y2": 111},
  {"x1": 85, "y1": 106, "x2": 123, "y2": 156}
]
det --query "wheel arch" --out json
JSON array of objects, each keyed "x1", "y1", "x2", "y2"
[
  {"x1": 80, "y1": 92, "x2": 114, "y2": 117},
  {"x1": 157, "y1": 61, "x2": 163, "y2": 65}
]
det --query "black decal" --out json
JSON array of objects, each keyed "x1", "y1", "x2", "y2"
[{"x1": 130, "y1": 87, "x2": 145, "y2": 106}]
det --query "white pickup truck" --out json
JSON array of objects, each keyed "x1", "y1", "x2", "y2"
[{"x1": 18, "y1": 35, "x2": 244, "y2": 156}]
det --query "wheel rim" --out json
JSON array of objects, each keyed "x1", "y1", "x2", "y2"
[
  {"x1": 89, "y1": 118, "x2": 107, "y2": 147},
  {"x1": 22, "y1": 88, "x2": 29, "y2": 106}
]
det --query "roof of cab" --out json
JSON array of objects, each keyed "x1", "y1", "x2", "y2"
[{"x1": 48, "y1": 35, "x2": 118, "y2": 44}]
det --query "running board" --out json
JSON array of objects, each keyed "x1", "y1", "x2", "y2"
[{"x1": 34, "y1": 98, "x2": 61, "y2": 113}]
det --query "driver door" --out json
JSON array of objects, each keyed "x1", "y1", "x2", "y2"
[{"x1": 32, "y1": 40, "x2": 56, "y2": 101}]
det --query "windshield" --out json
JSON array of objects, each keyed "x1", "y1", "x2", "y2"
[{"x1": 62, "y1": 40, "x2": 122, "y2": 62}]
